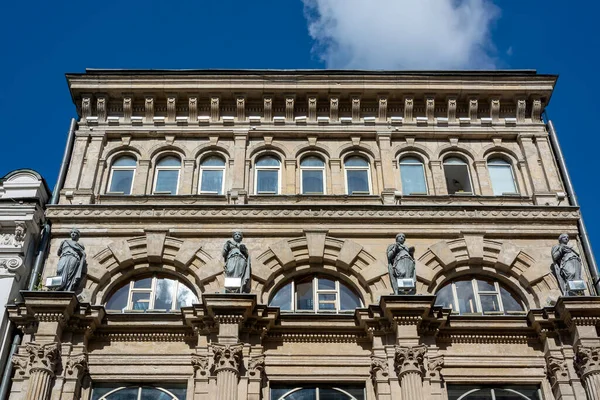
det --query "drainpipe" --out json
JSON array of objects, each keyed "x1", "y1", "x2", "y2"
[
  {"x1": 0, "y1": 118, "x2": 77, "y2": 399},
  {"x1": 545, "y1": 115, "x2": 600, "y2": 294}
]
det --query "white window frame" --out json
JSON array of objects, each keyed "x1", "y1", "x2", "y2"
[
  {"x1": 198, "y1": 155, "x2": 226, "y2": 195},
  {"x1": 254, "y1": 155, "x2": 281, "y2": 195},
  {"x1": 399, "y1": 156, "x2": 428, "y2": 195},
  {"x1": 300, "y1": 156, "x2": 326, "y2": 195},
  {"x1": 454, "y1": 386, "x2": 541, "y2": 400},
  {"x1": 273, "y1": 386, "x2": 365, "y2": 400},
  {"x1": 94, "y1": 385, "x2": 183, "y2": 400},
  {"x1": 344, "y1": 155, "x2": 372, "y2": 195},
  {"x1": 152, "y1": 156, "x2": 181, "y2": 195},
  {"x1": 443, "y1": 156, "x2": 474, "y2": 195},
  {"x1": 487, "y1": 157, "x2": 519, "y2": 196},
  {"x1": 443, "y1": 278, "x2": 525, "y2": 316},
  {"x1": 106, "y1": 156, "x2": 137, "y2": 195}
]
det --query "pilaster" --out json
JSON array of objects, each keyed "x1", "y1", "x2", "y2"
[
  {"x1": 263, "y1": 96, "x2": 272, "y2": 122},
  {"x1": 404, "y1": 96, "x2": 414, "y2": 122},
  {"x1": 518, "y1": 134, "x2": 550, "y2": 199},
  {"x1": 351, "y1": 95, "x2": 361, "y2": 122},
  {"x1": 78, "y1": 136, "x2": 105, "y2": 191},
  {"x1": 167, "y1": 95, "x2": 177, "y2": 123},
  {"x1": 132, "y1": 159, "x2": 150, "y2": 195},
  {"x1": 232, "y1": 131, "x2": 248, "y2": 190},
  {"x1": 285, "y1": 96, "x2": 295, "y2": 122},
  {"x1": 378, "y1": 96, "x2": 388, "y2": 122},
  {"x1": 181, "y1": 158, "x2": 196, "y2": 195},
  {"x1": 144, "y1": 95, "x2": 154, "y2": 123},
  {"x1": 329, "y1": 96, "x2": 339, "y2": 122},
  {"x1": 474, "y1": 159, "x2": 494, "y2": 196},
  {"x1": 284, "y1": 159, "x2": 296, "y2": 195},
  {"x1": 307, "y1": 95, "x2": 317, "y2": 122},
  {"x1": 429, "y1": 160, "x2": 448, "y2": 195},
  {"x1": 329, "y1": 159, "x2": 343, "y2": 195}
]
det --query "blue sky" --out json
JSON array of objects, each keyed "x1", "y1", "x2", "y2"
[{"x1": 0, "y1": 0, "x2": 598, "y2": 253}]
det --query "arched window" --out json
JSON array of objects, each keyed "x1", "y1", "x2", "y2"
[
  {"x1": 153, "y1": 156, "x2": 181, "y2": 195},
  {"x1": 107, "y1": 156, "x2": 136, "y2": 195},
  {"x1": 105, "y1": 275, "x2": 198, "y2": 312},
  {"x1": 199, "y1": 155, "x2": 226, "y2": 195},
  {"x1": 271, "y1": 385, "x2": 365, "y2": 400},
  {"x1": 255, "y1": 155, "x2": 281, "y2": 194},
  {"x1": 448, "y1": 385, "x2": 541, "y2": 400},
  {"x1": 434, "y1": 277, "x2": 525, "y2": 315},
  {"x1": 399, "y1": 156, "x2": 427, "y2": 195},
  {"x1": 443, "y1": 156, "x2": 473, "y2": 194},
  {"x1": 344, "y1": 156, "x2": 371, "y2": 195},
  {"x1": 92, "y1": 384, "x2": 186, "y2": 400},
  {"x1": 488, "y1": 158, "x2": 518, "y2": 195},
  {"x1": 300, "y1": 156, "x2": 326, "y2": 194},
  {"x1": 269, "y1": 275, "x2": 363, "y2": 314}
]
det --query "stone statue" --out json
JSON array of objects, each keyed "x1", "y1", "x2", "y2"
[
  {"x1": 56, "y1": 228, "x2": 87, "y2": 291},
  {"x1": 387, "y1": 233, "x2": 416, "y2": 295},
  {"x1": 551, "y1": 233, "x2": 583, "y2": 295},
  {"x1": 222, "y1": 231, "x2": 251, "y2": 293}
]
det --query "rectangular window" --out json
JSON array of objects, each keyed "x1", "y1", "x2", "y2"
[
  {"x1": 489, "y1": 165, "x2": 518, "y2": 195},
  {"x1": 347, "y1": 170, "x2": 370, "y2": 194},
  {"x1": 302, "y1": 170, "x2": 324, "y2": 194},
  {"x1": 400, "y1": 164, "x2": 427, "y2": 195},
  {"x1": 200, "y1": 170, "x2": 224, "y2": 194},
  {"x1": 109, "y1": 170, "x2": 135, "y2": 195},
  {"x1": 154, "y1": 170, "x2": 179, "y2": 194},
  {"x1": 256, "y1": 170, "x2": 279, "y2": 194}
]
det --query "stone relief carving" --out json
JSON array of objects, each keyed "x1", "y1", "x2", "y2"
[
  {"x1": 426, "y1": 355, "x2": 444, "y2": 379},
  {"x1": 387, "y1": 233, "x2": 416, "y2": 295},
  {"x1": 551, "y1": 233, "x2": 583, "y2": 296},
  {"x1": 56, "y1": 228, "x2": 87, "y2": 292},
  {"x1": 12, "y1": 342, "x2": 61, "y2": 377},
  {"x1": 370, "y1": 355, "x2": 389, "y2": 381},
  {"x1": 222, "y1": 231, "x2": 251, "y2": 293},
  {"x1": 248, "y1": 354, "x2": 265, "y2": 379},
  {"x1": 65, "y1": 353, "x2": 88, "y2": 378},
  {"x1": 545, "y1": 355, "x2": 568, "y2": 384},
  {"x1": 212, "y1": 344, "x2": 243, "y2": 374},
  {"x1": 14, "y1": 222, "x2": 26, "y2": 244},
  {"x1": 575, "y1": 346, "x2": 600, "y2": 378},
  {"x1": 394, "y1": 345, "x2": 426, "y2": 377},
  {"x1": 191, "y1": 354, "x2": 210, "y2": 377}
]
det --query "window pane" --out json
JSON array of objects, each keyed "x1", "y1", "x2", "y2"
[
  {"x1": 495, "y1": 387, "x2": 540, "y2": 400},
  {"x1": 113, "y1": 156, "x2": 137, "y2": 167},
  {"x1": 155, "y1": 170, "x2": 179, "y2": 194},
  {"x1": 154, "y1": 278, "x2": 175, "y2": 310},
  {"x1": 318, "y1": 278, "x2": 336, "y2": 290},
  {"x1": 476, "y1": 279, "x2": 496, "y2": 292},
  {"x1": 200, "y1": 170, "x2": 224, "y2": 194},
  {"x1": 318, "y1": 294, "x2": 336, "y2": 311},
  {"x1": 272, "y1": 388, "x2": 317, "y2": 400},
  {"x1": 500, "y1": 286, "x2": 524, "y2": 313},
  {"x1": 448, "y1": 387, "x2": 492, "y2": 400},
  {"x1": 105, "y1": 285, "x2": 129, "y2": 312},
  {"x1": 489, "y1": 165, "x2": 517, "y2": 195},
  {"x1": 157, "y1": 156, "x2": 181, "y2": 167},
  {"x1": 176, "y1": 284, "x2": 198, "y2": 309},
  {"x1": 256, "y1": 155, "x2": 280, "y2": 167},
  {"x1": 340, "y1": 283, "x2": 362, "y2": 310},
  {"x1": 480, "y1": 294, "x2": 501, "y2": 313},
  {"x1": 102, "y1": 387, "x2": 140, "y2": 400},
  {"x1": 109, "y1": 170, "x2": 134, "y2": 194},
  {"x1": 345, "y1": 156, "x2": 368, "y2": 167},
  {"x1": 300, "y1": 156, "x2": 324, "y2": 167},
  {"x1": 320, "y1": 387, "x2": 362, "y2": 400},
  {"x1": 434, "y1": 284, "x2": 455, "y2": 311},
  {"x1": 455, "y1": 280, "x2": 477, "y2": 314},
  {"x1": 269, "y1": 282, "x2": 292, "y2": 311},
  {"x1": 132, "y1": 292, "x2": 150, "y2": 311},
  {"x1": 444, "y1": 157, "x2": 466, "y2": 165},
  {"x1": 134, "y1": 277, "x2": 152, "y2": 288},
  {"x1": 201, "y1": 156, "x2": 225, "y2": 166},
  {"x1": 347, "y1": 170, "x2": 369, "y2": 194},
  {"x1": 140, "y1": 387, "x2": 178, "y2": 400},
  {"x1": 296, "y1": 279, "x2": 314, "y2": 310},
  {"x1": 302, "y1": 170, "x2": 324, "y2": 194},
  {"x1": 400, "y1": 164, "x2": 427, "y2": 194},
  {"x1": 257, "y1": 170, "x2": 279, "y2": 193},
  {"x1": 444, "y1": 164, "x2": 472, "y2": 194}
]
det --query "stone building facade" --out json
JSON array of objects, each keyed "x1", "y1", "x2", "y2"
[
  {"x1": 5, "y1": 70, "x2": 600, "y2": 400},
  {"x1": 0, "y1": 170, "x2": 49, "y2": 386}
]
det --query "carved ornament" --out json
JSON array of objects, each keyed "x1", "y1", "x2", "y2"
[
  {"x1": 248, "y1": 354, "x2": 265, "y2": 379},
  {"x1": 12, "y1": 342, "x2": 61, "y2": 376},
  {"x1": 545, "y1": 355, "x2": 568, "y2": 384},
  {"x1": 370, "y1": 355, "x2": 389, "y2": 381},
  {"x1": 394, "y1": 345, "x2": 426, "y2": 378},
  {"x1": 212, "y1": 343, "x2": 243, "y2": 374},
  {"x1": 65, "y1": 353, "x2": 88, "y2": 378},
  {"x1": 191, "y1": 354, "x2": 210, "y2": 377},
  {"x1": 575, "y1": 346, "x2": 600, "y2": 378}
]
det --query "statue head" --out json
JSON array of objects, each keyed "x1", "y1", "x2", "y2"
[
  {"x1": 232, "y1": 231, "x2": 243, "y2": 243},
  {"x1": 395, "y1": 233, "x2": 406, "y2": 244},
  {"x1": 70, "y1": 228, "x2": 81, "y2": 241},
  {"x1": 559, "y1": 233, "x2": 569, "y2": 245}
]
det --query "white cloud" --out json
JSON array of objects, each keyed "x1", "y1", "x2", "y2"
[{"x1": 303, "y1": 0, "x2": 500, "y2": 69}]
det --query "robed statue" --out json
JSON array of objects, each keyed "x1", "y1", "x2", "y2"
[
  {"x1": 56, "y1": 228, "x2": 87, "y2": 292},
  {"x1": 387, "y1": 233, "x2": 416, "y2": 295},
  {"x1": 551, "y1": 233, "x2": 583, "y2": 295},
  {"x1": 222, "y1": 231, "x2": 251, "y2": 293}
]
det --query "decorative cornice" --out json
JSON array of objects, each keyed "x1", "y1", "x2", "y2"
[
  {"x1": 212, "y1": 343, "x2": 243, "y2": 375},
  {"x1": 394, "y1": 345, "x2": 427, "y2": 378},
  {"x1": 93, "y1": 331, "x2": 195, "y2": 342},
  {"x1": 265, "y1": 332, "x2": 368, "y2": 343}
]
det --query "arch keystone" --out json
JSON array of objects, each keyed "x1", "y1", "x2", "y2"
[
  {"x1": 146, "y1": 231, "x2": 166, "y2": 262},
  {"x1": 462, "y1": 233, "x2": 484, "y2": 264},
  {"x1": 304, "y1": 229, "x2": 328, "y2": 263}
]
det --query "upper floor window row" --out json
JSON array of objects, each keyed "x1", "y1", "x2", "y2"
[{"x1": 107, "y1": 153, "x2": 519, "y2": 197}]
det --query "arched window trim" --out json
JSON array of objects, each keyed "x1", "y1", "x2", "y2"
[
  {"x1": 487, "y1": 155, "x2": 520, "y2": 196},
  {"x1": 399, "y1": 154, "x2": 428, "y2": 195},
  {"x1": 343, "y1": 154, "x2": 373, "y2": 195},
  {"x1": 93, "y1": 384, "x2": 185, "y2": 400},
  {"x1": 443, "y1": 154, "x2": 474, "y2": 195},
  {"x1": 198, "y1": 153, "x2": 227, "y2": 195},
  {"x1": 106, "y1": 154, "x2": 137, "y2": 195},
  {"x1": 435, "y1": 276, "x2": 526, "y2": 316},
  {"x1": 299, "y1": 154, "x2": 327, "y2": 195},
  {"x1": 104, "y1": 274, "x2": 198, "y2": 313},
  {"x1": 254, "y1": 153, "x2": 282, "y2": 195},
  {"x1": 152, "y1": 154, "x2": 182, "y2": 195},
  {"x1": 269, "y1": 274, "x2": 364, "y2": 314}
]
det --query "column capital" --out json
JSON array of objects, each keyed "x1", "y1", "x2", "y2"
[
  {"x1": 575, "y1": 346, "x2": 600, "y2": 378},
  {"x1": 370, "y1": 355, "x2": 390, "y2": 382},
  {"x1": 394, "y1": 345, "x2": 426, "y2": 377},
  {"x1": 212, "y1": 343, "x2": 244, "y2": 375}
]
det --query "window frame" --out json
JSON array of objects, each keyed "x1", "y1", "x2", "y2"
[
  {"x1": 92, "y1": 384, "x2": 186, "y2": 400},
  {"x1": 198, "y1": 154, "x2": 226, "y2": 195},
  {"x1": 271, "y1": 385, "x2": 365, "y2": 400},
  {"x1": 399, "y1": 155, "x2": 428, "y2": 195},
  {"x1": 443, "y1": 156, "x2": 474, "y2": 195},
  {"x1": 269, "y1": 275, "x2": 363, "y2": 314},
  {"x1": 449, "y1": 384, "x2": 542, "y2": 400},
  {"x1": 254, "y1": 154, "x2": 281, "y2": 195},
  {"x1": 152, "y1": 155, "x2": 182, "y2": 195},
  {"x1": 437, "y1": 277, "x2": 526, "y2": 316},
  {"x1": 299, "y1": 155, "x2": 326, "y2": 195},
  {"x1": 105, "y1": 275, "x2": 198, "y2": 313},
  {"x1": 343, "y1": 155, "x2": 372, "y2": 195},
  {"x1": 106, "y1": 155, "x2": 137, "y2": 195},
  {"x1": 487, "y1": 157, "x2": 519, "y2": 196}
]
